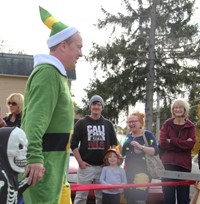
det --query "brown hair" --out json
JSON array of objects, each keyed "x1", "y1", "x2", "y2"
[{"x1": 103, "y1": 149, "x2": 123, "y2": 166}]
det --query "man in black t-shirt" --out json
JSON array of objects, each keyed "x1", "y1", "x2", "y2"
[{"x1": 71, "y1": 95, "x2": 117, "y2": 204}]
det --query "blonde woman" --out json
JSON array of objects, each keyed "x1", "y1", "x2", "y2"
[
  {"x1": 159, "y1": 98, "x2": 195, "y2": 204},
  {"x1": 0, "y1": 93, "x2": 24, "y2": 127},
  {"x1": 122, "y1": 111, "x2": 159, "y2": 204}
]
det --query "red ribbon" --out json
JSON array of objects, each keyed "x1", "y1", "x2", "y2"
[{"x1": 70, "y1": 180, "x2": 196, "y2": 191}]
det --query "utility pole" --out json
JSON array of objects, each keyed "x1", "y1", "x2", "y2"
[
  {"x1": 145, "y1": 0, "x2": 157, "y2": 131},
  {"x1": 156, "y1": 90, "x2": 160, "y2": 139}
]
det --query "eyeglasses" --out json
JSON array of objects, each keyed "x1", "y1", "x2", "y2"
[
  {"x1": 173, "y1": 106, "x2": 184, "y2": 109},
  {"x1": 127, "y1": 120, "x2": 139, "y2": 124},
  {"x1": 8, "y1": 102, "x2": 17, "y2": 106}
]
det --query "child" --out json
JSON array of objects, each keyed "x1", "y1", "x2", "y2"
[
  {"x1": 0, "y1": 127, "x2": 29, "y2": 204},
  {"x1": 100, "y1": 148, "x2": 127, "y2": 204}
]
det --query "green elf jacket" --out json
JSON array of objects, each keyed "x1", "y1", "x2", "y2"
[{"x1": 21, "y1": 54, "x2": 74, "y2": 204}]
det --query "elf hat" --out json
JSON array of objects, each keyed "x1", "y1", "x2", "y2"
[{"x1": 39, "y1": 6, "x2": 78, "y2": 48}]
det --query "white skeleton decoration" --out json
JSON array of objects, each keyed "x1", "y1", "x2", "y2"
[{"x1": 0, "y1": 127, "x2": 29, "y2": 204}]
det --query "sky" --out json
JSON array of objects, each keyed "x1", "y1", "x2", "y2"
[
  {"x1": 0, "y1": 0, "x2": 123, "y2": 107},
  {"x1": 0, "y1": 0, "x2": 200, "y2": 110}
]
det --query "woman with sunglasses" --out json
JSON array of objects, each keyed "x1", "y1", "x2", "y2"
[{"x1": 0, "y1": 93, "x2": 24, "y2": 128}]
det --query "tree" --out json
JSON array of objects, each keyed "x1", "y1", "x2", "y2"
[
  {"x1": 83, "y1": 0, "x2": 200, "y2": 131},
  {"x1": 192, "y1": 102, "x2": 200, "y2": 156},
  {"x1": 0, "y1": 38, "x2": 26, "y2": 54}
]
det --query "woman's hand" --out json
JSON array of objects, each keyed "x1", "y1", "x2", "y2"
[
  {"x1": 0, "y1": 108, "x2": 7, "y2": 127},
  {"x1": 131, "y1": 141, "x2": 142, "y2": 150}
]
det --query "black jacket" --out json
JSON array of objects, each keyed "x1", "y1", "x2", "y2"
[{"x1": 3, "y1": 113, "x2": 21, "y2": 127}]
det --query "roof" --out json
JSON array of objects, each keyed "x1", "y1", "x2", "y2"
[
  {"x1": 0, "y1": 53, "x2": 76, "y2": 79},
  {"x1": 0, "y1": 53, "x2": 33, "y2": 76}
]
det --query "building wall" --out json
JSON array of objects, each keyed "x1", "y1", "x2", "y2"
[
  {"x1": 0, "y1": 75, "x2": 27, "y2": 117},
  {"x1": 0, "y1": 53, "x2": 77, "y2": 120}
]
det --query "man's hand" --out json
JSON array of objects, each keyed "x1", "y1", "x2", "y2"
[
  {"x1": 23, "y1": 163, "x2": 45, "y2": 186},
  {"x1": 79, "y1": 160, "x2": 91, "y2": 169}
]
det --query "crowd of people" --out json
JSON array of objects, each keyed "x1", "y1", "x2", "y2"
[
  {"x1": 0, "y1": 5, "x2": 198, "y2": 204},
  {"x1": 0, "y1": 90, "x2": 196, "y2": 204}
]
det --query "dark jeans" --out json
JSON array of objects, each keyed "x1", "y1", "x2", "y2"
[
  {"x1": 102, "y1": 192, "x2": 120, "y2": 204},
  {"x1": 162, "y1": 164, "x2": 190, "y2": 204},
  {"x1": 18, "y1": 196, "x2": 24, "y2": 204},
  {"x1": 124, "y1": 186, "x2": 148, "y2": 204}
]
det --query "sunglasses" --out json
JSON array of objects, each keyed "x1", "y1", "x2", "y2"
[{"x1": 8, "y1": 102, "x2": 17, "y2": 106}]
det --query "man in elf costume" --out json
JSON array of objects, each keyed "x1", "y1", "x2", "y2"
[{"x1": 21, "y1": 6, "x2": 83, "y2": 204}]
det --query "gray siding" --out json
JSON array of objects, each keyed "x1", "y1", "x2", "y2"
[
  {"x1": 0, "y1": 53, "x2": 76, "y2": 79},
  {"x1": 0, "y1": 53, "x2": 33, "y2": 76}
]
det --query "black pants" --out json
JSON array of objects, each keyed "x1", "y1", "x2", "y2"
[
  {"x1": 162, "y1": 164, "x2": 190, "y2": 204},
  {"x1": 102, "y1": 192, "x2": 120, "y2": 204}
]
